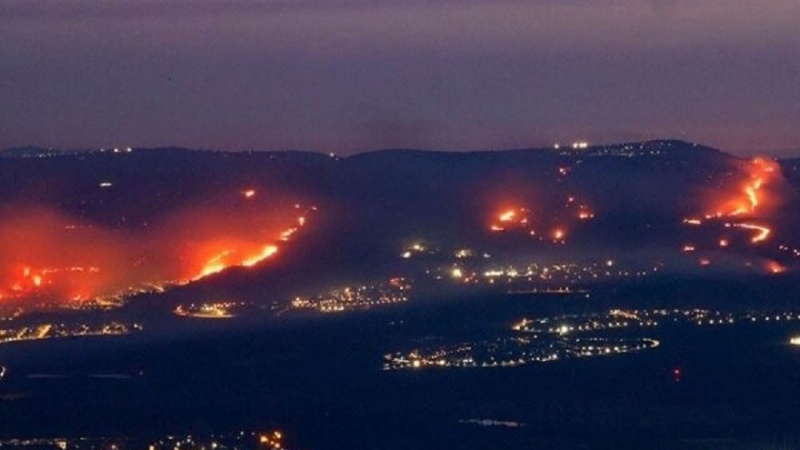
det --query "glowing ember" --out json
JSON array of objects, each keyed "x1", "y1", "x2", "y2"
[
  {"x1": 499, "y1": 210, "x2": 517, "y2": 222},
  {"x1": 767, "y1": 261, "x2": 786, "y2": 274}
]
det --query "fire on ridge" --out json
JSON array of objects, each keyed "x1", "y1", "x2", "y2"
[
  {"x1": 0, "y1": 190, "x2": 315, "y2": 307},
  {"x1": 681, "y1": 157, "x2": 789, "y2": 272}
]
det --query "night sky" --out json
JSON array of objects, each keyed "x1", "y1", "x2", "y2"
[{"x1": 2, "y1": 0, "x2": 799, "y2": 156}]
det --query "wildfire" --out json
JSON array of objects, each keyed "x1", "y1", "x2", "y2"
[
  {"x1": 488, "y1": 197, "x2": 593, "y2": 241},
  {"x1": 684, "y1": 157, "x2": 782, "y2": 252},
  {"x1": 711, "y1": 157, "x2": 778, "y2": 218},
  {"x1": 0, "y1": 198, "x2": 316, "y2": 305},
  {"x1": 192, "y1": 245, "x2": 280, "y2": 281},
  {"x1": 490, "y1": 208, "x2": 530, "y2": 232},
  {"x1": 731, "y1": 223, "x2": 771, "y2": 243},
  {"x1": 242, "y1": 245, "x2": 279, "y2": 267}
]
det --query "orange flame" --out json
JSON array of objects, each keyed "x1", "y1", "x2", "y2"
[
  {"x1": 733, "y1": 223, "x2": 771, "y2": 243},
  {"x1": 710, "y1": 157, "x2": 780, "y2": 219},
  {"x1": 687, "y1": 157, "x2": 781, "y2": 248},
  {"x1": 0, "y1": 198, "x2": 315, "y2": 305}
]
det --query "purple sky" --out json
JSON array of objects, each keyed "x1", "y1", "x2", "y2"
[{"x1": 2, "y1": 0, "x2": 799, "y2": 156}]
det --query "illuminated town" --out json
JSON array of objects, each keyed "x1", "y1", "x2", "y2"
[
  {"x1": 385, "y1": 308, "x2": 800, "y2": 371},
  {"x1": 3, "y1": 0, "x2": 800, "y2": 447},
  {"x1": 174, "y1": 302, "x2": 255, "y2": 319},
  {"x1": 0, "y1": 321, "x2": 142, "y2": 346},
  {"x1": 290, "y1": 278, "x2": 412, "y2": 313},
  {"x1": 0, "y1": 430, "x2": 288, "y2": 450}
]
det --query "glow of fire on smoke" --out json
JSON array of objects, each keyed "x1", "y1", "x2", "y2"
[
  {"x1": 767, "y1": 261, "x2": 786, "y2": 274},
  {"x1": 499, "y1": 210, "x2": 517, "y2": 222},
  {"x1": 0, "y1": 196, "x2": 315, "y2": 305}
]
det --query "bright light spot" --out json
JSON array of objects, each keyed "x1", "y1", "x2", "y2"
[
  {"x1": 451, "y1": 268, "x2": 463, "y2": 279},
  {"x1": 242, "y1": 189, "x2": 256, "y2": 198},
  {"x1": 768, "y1": 261, "x2": 786, "y2": 274},
  {"x1": 499, "y1": 210, "x2": 516, "y2": 222},
  {"x1": 454, "y1": 249, "x2": 473, "y2": 258}
]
